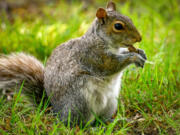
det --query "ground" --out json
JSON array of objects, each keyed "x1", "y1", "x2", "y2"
[{"x1": 0, "y1": 0, "x2": 179, "y2": 134}]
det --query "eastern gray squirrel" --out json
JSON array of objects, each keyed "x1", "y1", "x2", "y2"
[{"x1": 0, "y1": 1, "x2": 147, "y2": 125}]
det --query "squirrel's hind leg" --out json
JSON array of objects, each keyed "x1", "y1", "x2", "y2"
[{"x1": 53, "y1": 93, "x2": 93, "y2": 127}]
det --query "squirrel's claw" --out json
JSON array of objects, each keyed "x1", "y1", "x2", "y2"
[
  {"x1": 137, "y1": 49, "x2": 147, "y2": 60},
  {"x1": 134, "y1": 54, "x2": 146, "y2": 68}
]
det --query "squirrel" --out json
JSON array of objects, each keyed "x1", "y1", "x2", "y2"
[{"x1": 0, "y1": 1, "x2": 147, "y2": 125}]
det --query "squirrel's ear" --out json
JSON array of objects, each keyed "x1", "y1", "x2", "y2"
[
  {"x1": 96, "y1": 8, "x2": 107, "y2": 19},
  {"x1": 106, "y1": 1, "x2": 116, "y2": 11}
]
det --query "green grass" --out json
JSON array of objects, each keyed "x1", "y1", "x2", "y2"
[{"x1": 0, "y1": 0, "x2": 180, "y2": 134}]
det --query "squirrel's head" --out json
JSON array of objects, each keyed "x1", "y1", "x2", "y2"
[{"x1": 92, "y1": 1, "x2": 142, "y2": 49}]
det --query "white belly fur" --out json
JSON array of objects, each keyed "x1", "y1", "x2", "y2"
[{"x1": 83, "y1": 72, "x2": 123, "y2": 119}]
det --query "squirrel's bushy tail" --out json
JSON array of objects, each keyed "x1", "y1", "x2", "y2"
[{"x1": 0, "y1": 53, "x2": 45, "y2": 103}]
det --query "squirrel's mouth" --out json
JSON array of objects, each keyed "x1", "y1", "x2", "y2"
[
  {"x1": 123, "y1": 43, "x2": 138, "y2": 53},
  {"x1": 123, "y1": 43, "x2": 133, "y2": 47}
]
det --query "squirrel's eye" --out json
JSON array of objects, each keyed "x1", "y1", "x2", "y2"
[
  {"x1": 114, "y1": 23, "x2": 123, "y2": 30},
  {"x1": 113, "y1": 21, "x2": 125, "y2": 32}
]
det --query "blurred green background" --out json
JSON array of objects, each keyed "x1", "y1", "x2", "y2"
[{"x1": 0, "y1": 0, "x2": 179, "y2": 134}]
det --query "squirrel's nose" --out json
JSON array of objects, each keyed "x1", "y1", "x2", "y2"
[
  {"x1": 132, "y1": 32, "x2": 142, "y2": 43},
  {"x1": 132, "y1": 35, "x2": 141, "y2": 43},
  {"x1": 135, "y1": 31, "x2": 142, "y2": 42},
  {"x1": 136, "y1": 36, "x2": 142, "y2": 42}
]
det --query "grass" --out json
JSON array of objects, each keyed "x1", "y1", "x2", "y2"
[{"x1": 0, "y1": 0, "x2": 180, "y2": 134}]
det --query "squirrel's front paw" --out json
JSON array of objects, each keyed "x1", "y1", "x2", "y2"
[
  {"x1": 137, "y1": 49, "x2": 147, "y2": 60},
  {"x1": 131, "y1": 53, "x2": 146, "y2": 68}
]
